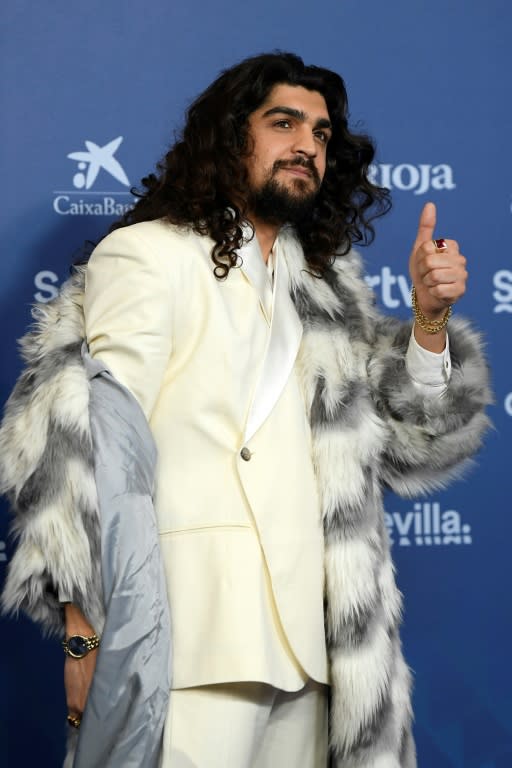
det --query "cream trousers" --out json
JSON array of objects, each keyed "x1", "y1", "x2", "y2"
[{"x1": 161, "y1": 680, "x2": 329, "y2": 768}]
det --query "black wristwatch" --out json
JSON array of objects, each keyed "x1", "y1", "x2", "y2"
[{"x1": 62, "y1": 634, "x2": 100, "y2": 659}]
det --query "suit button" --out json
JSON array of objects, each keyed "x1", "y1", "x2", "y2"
[{"x1": 240, "y1": 447, "x2": 252, "y2": 461}]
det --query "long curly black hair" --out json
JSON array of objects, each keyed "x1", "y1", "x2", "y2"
[{"x1": 111, "y1": 52, "x2": 391, "y2": 278}]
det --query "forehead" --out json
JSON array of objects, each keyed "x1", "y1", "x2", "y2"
[{"x1": 252, "y1": 84, "x2": 330, "y2": 120}]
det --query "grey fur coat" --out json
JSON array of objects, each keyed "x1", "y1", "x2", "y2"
[{"x1": 1, "y1": 237, "x2": 491, "y2": 767}]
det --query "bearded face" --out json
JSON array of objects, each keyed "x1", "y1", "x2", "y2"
[
  {"x1": 243, "y1": 84, "x2": 331, "y2": 225},
  {"x1": 247, "y1": 156, "x2": 322, "y2": 225}
]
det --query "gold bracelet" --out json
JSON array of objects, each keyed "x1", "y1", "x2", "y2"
[{"x1": 411, "y1": 286, "x2": 452, "y2": 334}]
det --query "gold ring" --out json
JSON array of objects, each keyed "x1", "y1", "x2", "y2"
[
  {"x1": 433, "y1": 238, "x2": 447, "y2": 251},
  {"x1": 67, "y1": 714, "x2": 82, "y2": 729}
]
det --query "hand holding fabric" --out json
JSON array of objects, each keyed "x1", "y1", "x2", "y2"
[{"x1": 63, "y1": 604, "x2": 98, "y2": 720}]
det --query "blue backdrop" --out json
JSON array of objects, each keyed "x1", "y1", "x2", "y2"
[{"x1": 1, "y1": 2, "x2": 510, "y2": 765}]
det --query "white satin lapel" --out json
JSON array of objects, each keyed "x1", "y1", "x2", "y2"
[
  {"x1": 238, "y1": 233, "x2": 273, "y2": 324},
  {"x1": 244, "y1": 239, "x2": 303, "y2": 443}
]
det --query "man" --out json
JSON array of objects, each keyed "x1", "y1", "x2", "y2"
[{"x1": 1, "y1": 53, "x2": 490, "y2": 767}]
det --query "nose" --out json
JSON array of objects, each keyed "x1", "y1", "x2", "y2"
[{"x1": 292, "y1": 126, "x2": 317, "y2": 158}]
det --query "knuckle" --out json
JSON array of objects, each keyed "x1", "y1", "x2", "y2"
[{"x1": 436, "y1": 285, "x2": 452, "y2": 300}]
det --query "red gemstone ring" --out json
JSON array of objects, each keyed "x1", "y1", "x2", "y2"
[{"x1": 433, "y1": 238, "x2": 447, "y2": 251}]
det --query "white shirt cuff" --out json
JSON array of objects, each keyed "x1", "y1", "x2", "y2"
[
  {"x1": 58, "y1": 587, "x2": 72, "y2": 603},
  {"x1": 405, "y1": 329, "x2": 451, "y2": 396}
]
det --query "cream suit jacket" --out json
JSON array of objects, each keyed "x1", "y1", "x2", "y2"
[{"x1": 84, "y1": 220, "x2": 329, "y2": 690}]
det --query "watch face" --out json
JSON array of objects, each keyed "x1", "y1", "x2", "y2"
[{"x1": 68, "y1": 636, "x2": 88, "y2": 657}]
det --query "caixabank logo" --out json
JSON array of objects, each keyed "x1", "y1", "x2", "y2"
[
  {"x1": 368, "y1": 163, "x2": 456, "y2": 195},
  {"x1": 53, "y1": 136, "x2": 134, "y2": 216},
  {"x1": 385, "y1": 501, "x2": 472, "y2": 547}
]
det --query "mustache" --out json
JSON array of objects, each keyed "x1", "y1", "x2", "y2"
[{"x1": 272, "y1": 157, "x2": 321, "y2": 185}]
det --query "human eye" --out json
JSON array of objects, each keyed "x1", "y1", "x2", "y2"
[
  {"x1": 314, "y1": 130, "x2": 329, "y2": 144},
  {"x1": 273, "y1": 118, "x2": 292, "y2": 129}
]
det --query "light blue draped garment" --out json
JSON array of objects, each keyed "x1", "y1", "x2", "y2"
[{"x1": 71, "y1": 346, "x2": 171, "y2": 768}]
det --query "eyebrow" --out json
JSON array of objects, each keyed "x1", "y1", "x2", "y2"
[{"x1": 261, "y1": 106, "x2": 332, "y2": 131}]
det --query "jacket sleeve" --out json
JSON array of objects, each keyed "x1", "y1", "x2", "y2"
[
  {"x1": 368, "y1": 312, "x2": 492, "y2": 497},
  {"x1": 0, "y1": 273, "x2": 104, "y2": 636},
  {"x1": 84, "y1": 225, "x2": 174, "y2": 421},
  {"x1": 323, "y1": 248, "x2": 493, "y2": 498}
]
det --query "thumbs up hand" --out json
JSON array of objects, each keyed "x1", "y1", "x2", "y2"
[{"x1": 409, "y1": 202, "x2": 468, "y2": 320}]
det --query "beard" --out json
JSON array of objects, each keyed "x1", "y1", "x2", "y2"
[{"x1": 247, "y1": 157, "x2": 321, "y2": 225}]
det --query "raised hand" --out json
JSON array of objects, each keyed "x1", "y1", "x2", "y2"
[{"x1": 409, "y1": 201, "x2": 467, "y2": 319}]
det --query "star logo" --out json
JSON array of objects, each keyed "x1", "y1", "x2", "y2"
[{"x1": 67, "y1": 136, "x2": 130, "y2": 190}]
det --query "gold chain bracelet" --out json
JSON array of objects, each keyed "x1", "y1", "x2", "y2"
[{"x1": 411, "y1": 286, "x2": 452, "y2": 334}]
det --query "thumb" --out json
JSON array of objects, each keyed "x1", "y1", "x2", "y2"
[{"x1": 413, "y1": 201, "x2": 436, "y2": 252}]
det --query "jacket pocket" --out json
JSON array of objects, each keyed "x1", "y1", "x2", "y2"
[{"x1": 158, "y1": 525, "x2": 288, "y2": 688}]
